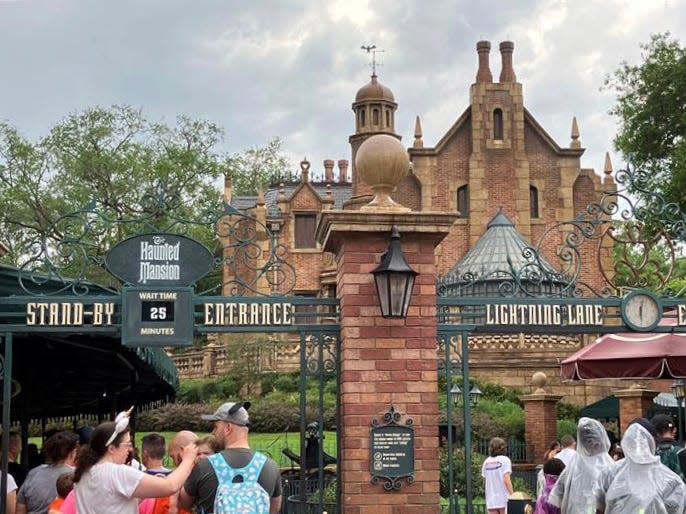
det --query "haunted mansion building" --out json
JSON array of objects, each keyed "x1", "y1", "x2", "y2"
[{"x1": 175, "y1": 41, "x2": 631, "y2": 406}]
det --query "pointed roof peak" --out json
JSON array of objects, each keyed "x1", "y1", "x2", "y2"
[
  {"x1": 604, "y1": 152, "x2": 613, "y2": 175},
  {"x1": 570, "y1": 116, "x2": 581, "y2": 149},
  {"x1": 487, "y1": 207, "x2": 514, "y2": 228}
]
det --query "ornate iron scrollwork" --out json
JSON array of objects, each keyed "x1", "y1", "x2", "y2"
[
  {"x1": 16, "y1": 190, "x2": 296, "y2": 296},
  {"x1": 438, "y1": 167, "x2": 686, "y2": 299}
]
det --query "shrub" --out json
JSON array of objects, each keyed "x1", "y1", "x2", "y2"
[
  {"x1": 557, "y1": 419, "x2": 577, "y2": 439},
  {"x1": 556, "y1": 401, "x2": 580, "y2": 421},
  {"x1": 440, "y1": 447, "x2": 486, "y2": 498},
  {"x1": 135, "y1": 403, "x2": 214, "y2": 433}
]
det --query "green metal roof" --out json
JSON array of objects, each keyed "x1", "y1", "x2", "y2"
[
  {"x1": 438, "y1": 208, "x2": 570, "y2": 296},
  {"x1": 0, "y1": 264, "x2": 177, "y2": 421}
]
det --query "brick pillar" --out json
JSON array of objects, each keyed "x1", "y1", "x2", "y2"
[
  {"x1": 521, "y1": 393, "x2": 562, "y2": 464},
  {"x1": 615, "y1": 386, "x2": 659, "y2": 437},
  {"x1": 319, "y1": 211, "x2": 456, "y2": 514}
]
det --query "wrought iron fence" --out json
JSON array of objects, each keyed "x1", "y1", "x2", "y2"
[{"x1": 475, "y1": 438, "x2": 534, "y2": 463}]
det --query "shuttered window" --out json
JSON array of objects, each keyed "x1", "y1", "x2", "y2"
[{"x1": 295, "y1": 214, "x2": 317, "y2": 248}]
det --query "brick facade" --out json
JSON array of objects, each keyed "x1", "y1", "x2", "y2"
[
  {"x1": 213, "y1": 40, "x2": 636, "y2": 407},
  {"x1": 319, "y1": 212, "x2": 456, "y2": 514}
]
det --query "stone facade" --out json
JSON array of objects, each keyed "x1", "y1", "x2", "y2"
[{"x1": 173, "y1": 40, "x2": 667, "y2": 407}]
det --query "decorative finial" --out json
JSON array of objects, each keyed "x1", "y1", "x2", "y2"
[
  {"x1": 361, "y1": 44, "x2": 384, "y2": 76},
  {"x1": 300, "y1": 158, "x2": 310, "y2": 182},
  {"x1": 570, "y1": 117, "x2": 580, "y2": 148},
  {"x1": 531, "y1": 371, "x2": 548, "y2": 394},
  {"x1": 413, "y1": 116, "x2": 424, "y2": 149},
  {"x1": 603, "y1": 152, "x2": 613, "y2": 175},
  {"x1": 277, "y1": 182, "x2": 286, "y2": 202}
]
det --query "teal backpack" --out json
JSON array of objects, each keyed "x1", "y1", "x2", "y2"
[
  {"x1": 208, "y1": 451, "x2": 270, "y2": 514},
  {"x1": 656, "y1": 441, "x2": 685, "y2": 479}
]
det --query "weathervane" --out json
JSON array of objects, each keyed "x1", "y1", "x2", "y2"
[{"x1": 361, "y1": 44, "x2": 384, "y2": 76}]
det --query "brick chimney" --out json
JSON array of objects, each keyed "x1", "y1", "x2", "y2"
[
  {"x1": 324, "y1": 159, "x2": 335, "y2": 182},
  {"x1": 338, "y1": 159, "x2": 349, "y2": 183},
  {"x1": 499, "y1": 41, "x2": 516, "y2": 83},
  {"x1": 476, "y1": 40, "x2": 493, "y2": 83}
]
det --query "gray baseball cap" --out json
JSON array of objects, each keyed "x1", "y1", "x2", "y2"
[{"x1": 201, "y1": 401, "x2": 251, "y2": 426}]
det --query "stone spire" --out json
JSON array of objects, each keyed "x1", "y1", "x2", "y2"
[
  {"x1": 499, "y1": 41, "x2": 516, "y2": 83},
  {"x1": 413, "y1": 115, "x2": 424, "y2": 149},
  {"x1": 570, "y1": 117, "x2": 581, "y2": 149},
  {"x1": 476, "y1": 41, "x2": 493, "y2": 83},
  {"x1": 604, "y1": 152, "x2": 613, "y2": 176}
]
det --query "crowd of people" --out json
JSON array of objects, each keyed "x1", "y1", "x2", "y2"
[
  {"x1": 6, "y1": 406, "x2": 686, "y2": 513},
  {"x1": 522, "y1": 414, "x2": 686, "y2": 514},
  {"x1": 2, "y1": 400, "x2": 282, "y2": 514}
]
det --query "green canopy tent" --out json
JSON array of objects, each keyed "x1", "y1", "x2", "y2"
[{"x1": 0, "y1": 263, "x2": 177, "y2": 425}]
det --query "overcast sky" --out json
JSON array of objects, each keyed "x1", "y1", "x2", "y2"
[{"x1": 1, "y1": 0, "x2": 685, "y2": 185}]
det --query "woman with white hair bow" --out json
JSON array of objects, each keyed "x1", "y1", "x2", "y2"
[
  {"x1": 548, "y1": 417, "x2": 614, "y2": 513},
  {"x1": 71, "y1": 408, "x2": 198, "y2": 514}
]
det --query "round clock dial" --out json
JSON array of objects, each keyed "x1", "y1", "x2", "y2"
[{"x1": 621, "y1": 290, "x2": 661, "y2": 331}]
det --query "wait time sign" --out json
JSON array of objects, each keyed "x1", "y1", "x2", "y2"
[{"x1": 121, "y1": 287, "x2": 194, "y2": 347}]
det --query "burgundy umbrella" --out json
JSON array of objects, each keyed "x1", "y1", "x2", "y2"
[{"x1": 561, "y1": 330, "x2": 686, "y2": 380}]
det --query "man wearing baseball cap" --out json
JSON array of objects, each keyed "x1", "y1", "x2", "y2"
[
  {"x1": 651, "y1": 413, "x2": 686, "y2": 479},
  {"x1": 179, "y1": 401, "x2": 282, "y2": 514}
]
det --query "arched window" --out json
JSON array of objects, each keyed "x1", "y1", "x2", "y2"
[
  {"x1": 530, "y1": 185, "x2": 539, "y2": 218},
  {"x1": 386, "y1": 110, "x2": 390, "y2": 127},
  {"x1": 457, "y1": 185, "x2": 469, "y2": 218},
  {"x1": 373, "y1": 108, "x2": 380, "y2": 125},
  {"x1": 360, "y1": 109, "x2": 366, "y2": 127},
  {"x1": 493, "y1": 108, "x2": 504, "y2": 140}
]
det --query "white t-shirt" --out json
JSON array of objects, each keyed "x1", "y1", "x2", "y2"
[
  {"x1": 555, "y1": 447, "x2": 576, "y2": 466},
  {"x1": 75, "y1": 462, "x2": 144, "y2": 514},
  {"x1": 481, "y1": 455, "x2": 512, "y2": 509},
  {"x1": 5, "y1": 472, "x2": 17, "y2": 493}
]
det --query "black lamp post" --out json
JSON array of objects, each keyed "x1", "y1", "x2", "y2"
[
  {"x1": 671, "y1": 379, "x2": 685, "y2": 443},
  {"x1": 372, "y1": 226, "x2": 418, "y2": 318}
]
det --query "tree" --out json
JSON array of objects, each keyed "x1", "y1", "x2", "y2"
[
  {"x1": 605, "y1": 33, "x2": 686, "y2": 214},
  {"x1": 0, "y1": 106, "x2": 291, "y2": 286},
  {"x1": 225, "y1": 137, "x2": 294, "y2": 196}
]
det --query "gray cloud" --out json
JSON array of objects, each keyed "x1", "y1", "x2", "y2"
[{"x1": 1, "y1": 0, "x2": 685, "y2": 181}]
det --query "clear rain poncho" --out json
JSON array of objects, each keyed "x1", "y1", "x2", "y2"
[
  {"x1": 593, "y1": 422, "x2": 686, "y2": 514},
  {"x1": 549, "y1": 417, "x2": 614, "y2": 514}
]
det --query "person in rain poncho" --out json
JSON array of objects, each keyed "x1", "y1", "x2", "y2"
[
  {"x1": 594, "y1": 420, "x2": 686, "y2": 514},
  {"x1": 548, "y1": 417, "x2": 614, "y2": 514}
]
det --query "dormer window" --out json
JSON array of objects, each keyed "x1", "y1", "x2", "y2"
[
  {"x1": 295, "y1": 214, "x2": 317, "y2": 249},
  {"x1": 493, "y1": 109, "x2": 504, "y2": 140}
]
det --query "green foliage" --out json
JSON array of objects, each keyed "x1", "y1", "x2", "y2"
[
  {"x1": 473, "y1": 398, "x2": 525, "y2": 440},
  {"x1": 0, "y1": 107, "x2": 224, "y2": 279},
  {"x1": 610, "y1": 222, "x2": 680, "y2": 292},
  {"x1": 557, "y1": 419, "x2": 577, "y2": 439},
  {"x1": 177, "y1": 376, "x2": 241, "y2": 404},
  {"x1": 478, "y1": 382, "x2": 524, "y2": 405},
  {"x1": 440, "y1": 447, "x2": 486, "y2": 498},
  {"x1": 226, "y1": 137, "x2": 294, "y2": 195},
  {"x1": 605, "y1": 32, "x2": 686, "y2": 215},
  {"x1": 556, "y1": 401, "x2": 581, "y2": 421},
  {"x1": 0, "y1": 108, "x2": 292, "y2": 286},
  {"x1": 136, "y1": 403, "x2": 214, "y2": 433}
]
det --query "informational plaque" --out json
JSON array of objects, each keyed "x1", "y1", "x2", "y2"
[{"x1": 369, "y1": 406, "x2": 415, "y2": 490}]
